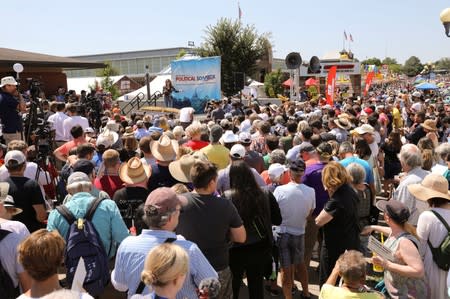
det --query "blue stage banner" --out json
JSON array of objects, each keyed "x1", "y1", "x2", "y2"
[{"x1": 171, "y1": 56, "x2": 221, "y2": 113}]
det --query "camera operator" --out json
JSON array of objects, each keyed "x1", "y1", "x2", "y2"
[
  {"x1": 62, "y1": 103, "x2": 89, "y2": 141},
  {"x1": 0, "y1": 76, "x2": 26, "y2": 144}
]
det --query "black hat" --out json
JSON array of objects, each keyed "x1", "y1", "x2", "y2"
[
  {"x1": 73, "y1": 159, "x2": 95, "y2": 176},
  {"x1": 376, "y1": 200, "x2": 410, "y2": 224}
]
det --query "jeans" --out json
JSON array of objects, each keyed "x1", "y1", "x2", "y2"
[{"x1": 164, "y1": 95, "x2": 172, "y2": 108}]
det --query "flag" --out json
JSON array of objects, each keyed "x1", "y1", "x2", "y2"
[
  {"x1": 238, "y1": 3, "x2": 242, "y2": 21},
  {"x1": 326, "y1": 66, "x2": 337, "y2": 106},
  {"x1": 349, "y1": 34, "x2": 353, "y2": 42},
  {"x1": 344, "y1": 31, "x2": 348, "y2": 40},
  {"x1": 364, "y1": 71, "x2": 375, "y2": 97}
]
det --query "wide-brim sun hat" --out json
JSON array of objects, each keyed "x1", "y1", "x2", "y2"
[
  {"x1": 119, "y1": 157, "x2": 151, "y2": 185},
  {"x1": 422, "y1": 119, "x2": 437, "y2": 132},
  {"x1": 169, "y1": 152, "x2": 208, "y2": 183},
  {"x1": 334, "y1": 118, "x2": 352, "y2": 130},
  {"x1": 150, "y1": 135, "x2": 179, "y2": 162},
  {"x1": 408, "y1": 173, "x2": 450, "y2": 202}
]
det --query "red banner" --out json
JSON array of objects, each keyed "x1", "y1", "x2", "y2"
[
  {"x1": 364, "y1": 71, "x2": 375, "y2": 96},
  {"x1": 326, "y1": 66, "x2": 337, "y2": 106}
]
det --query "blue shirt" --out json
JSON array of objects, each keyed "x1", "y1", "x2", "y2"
[
  {"x1": 340, "y1": 156, "x2": 374, "y2": 184},
  {"x1": 134, "y1": 128, "x2": 150, "y2": 140},
  {"x1": 112, "y1": 229, "x2": 217, "y2": 299},
  {"x1": 47, "y1": 192, "x2": 129, "y2": 258},
  {"x1": 0, "y1": 91, "x2": 23, "y2": 133}
]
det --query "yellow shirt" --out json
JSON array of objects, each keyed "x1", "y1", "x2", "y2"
[
  {"x1": 392, "y1": 107, "x2": 403, "y2": 129},
  {"x1": 319, "y1": 284, "x2": 384, "y2": 299},
  {"x1": 200, "y1": 144, "x2": 230, "y2": 170}
]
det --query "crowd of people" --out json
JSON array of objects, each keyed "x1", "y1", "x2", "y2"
[{"x1": 0, "y1": 73, "x2": 450, "y2": 299}]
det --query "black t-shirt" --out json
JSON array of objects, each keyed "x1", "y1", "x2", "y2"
[
  {"x1": 176, "y1": 192, "x2": 243, "y2": 271},
  {"x1": 0, "y1": 92, "x2": 23, "y2": 133},
  {"x1": 7, "y1": 176, "x2": 46, "y2": 232},
  {"x1": 113, "y1": 186, "x2": 149, "y2": 227},
  {"x1": 147, "y1": 164, "x2": 179, "y2": 193},
  {"x1": 323, "y1": 183, "x2": 360, "y2": 251}
]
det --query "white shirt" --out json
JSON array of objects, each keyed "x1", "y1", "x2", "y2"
[
  {"x1": 179, "y1": 107, "x2": 194, "y2": 122},
  {"x1": 47, "y1": 111, "x2": 69, "y2": 141},
  {"x1": 63, "y1": 115, "x2": 89, "y2": 140},
  {"x1": 273, "y1": 182, "x2": 316, "y2": 235}
]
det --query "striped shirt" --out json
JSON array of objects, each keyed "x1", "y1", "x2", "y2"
[{"x1": 111, "y1": 229, "x2": 217, "y2": 299}]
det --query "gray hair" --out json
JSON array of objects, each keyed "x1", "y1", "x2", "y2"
[
  {"x1": 293, "y1": 135, "x2": 302, "y2": 146},
  {"x1": 346, "y1": 163, "x2": 366, "y2": 185},
  {"x1": 66, "y1": 181, "x2": 92, "y2": 195},
  {"x1": 435, "y1": 143, "x2": 450, "y2": 162},
  {"x1": 399, "y1": 144, "x2": 422, "y2": 169},
  {"x1": 339, "y1": 141, "x2": 354, "y2": 155},
  {"x1": 269, "y1": 149, "x2": 287, "y2": 164}
]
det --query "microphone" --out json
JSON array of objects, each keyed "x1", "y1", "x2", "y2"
[{"x1": 197, "y1": 277, "x2": 221, "y2": 299}]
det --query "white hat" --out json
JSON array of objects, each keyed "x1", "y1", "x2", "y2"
[
  {"x1": 106, "y1": 120, "x2": 120, "y2": 132},
  {"x1": 230, "y1": 144, "x2": 246, "y2": 159},
  {"x1": 412, "y1": 91, "x2": 421, "y2": 98},
  {"x1": 4, "y1": 150, "x2": 26, "y2": 167},
  {"x1": 84, "y1": 127, "x2": 95, "y2": 134},
  {"x1": 96, "y1": 130, "x2": 119, "y2": 148},
  {"x1": 222, "y1": 130, "x2": 238, "y2": 143},
  {"x1": 67, "y1": 172, "x2": 91, "y2": 189},
  {"x1": 353, "y1": 124, "x2": 375, "y2": 135},
  {"x1": 0, "y1": 76, "x2": 18, "y2": 88},
  {"x1": 238, "y1": 132, "x2": 252, "y2": 144},
  {"x1": 0, "y1": 182, "x2": 22, "y2": 215},
  {"x1": 268, "y1": 163, "x2": 286, "y2": 181}
]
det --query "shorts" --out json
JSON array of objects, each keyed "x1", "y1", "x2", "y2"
[{"x1": 277, "y1": 233, "x2": 305, "y2": 268}]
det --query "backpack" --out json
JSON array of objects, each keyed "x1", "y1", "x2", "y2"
[
  {"x1": 56, "y1": 198, "x2": 110, "y2": 296},
  {"x1": 0, "y1": 229, "x2": 19, "y2": 299},
  {"x1": 428, "y1": 210, "x2": 450, "y2": 271}
]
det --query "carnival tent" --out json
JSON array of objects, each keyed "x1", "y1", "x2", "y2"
[{"x1": 416, "y1": 82, "x2": 439, "y2": 90}]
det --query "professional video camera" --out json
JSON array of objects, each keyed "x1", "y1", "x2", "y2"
[{"x1": 84, "y1": 93, "x2": 104, "y2": 131}]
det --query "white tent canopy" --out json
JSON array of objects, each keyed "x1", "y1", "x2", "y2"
[
  {"x1": 67, "y1": 76, "x2": 124, "y2": 94},
  {"x1": 116, "y1": 74, "x2": 171, "y2": 101}
]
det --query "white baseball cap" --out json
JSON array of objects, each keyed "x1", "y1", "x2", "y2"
[
  {"x1": 4, "y1": 150, "x2": 26, "y2": 167},
  {"x1": 0, "y1": 76, "x2": 18, "y2": 88},
  {"x1": 268, "y1": 163, "x2": 287, "y2": 181},
  {"x1": 230, "y1": 144, "x2": 246, "y2": 159}
]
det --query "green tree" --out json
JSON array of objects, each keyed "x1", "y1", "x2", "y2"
[
  {"x1": 403, "y1": 56, "x2": 423, "y2": 77},
  {"x1": 381, "y1": 57, "x2": 398, "y2": 65},
  {"x1": 197, "y1": 18, "x2": 270, "y2": 96},
  {"x1": 176, "y1": 49, "x2": 187, "y2": 60},
  {"x1": 264, "y1": 69, "x2": 284, "y2": 97},
  {"x1": 96, "y1": 62, "x2": 120, "y2": 99},
  {"x1": 389, "y1": 64, "x2": 403, "y2": 74},
  {"x1": 361, "y1": 57, "x2": 382, "y2": 66},
  {"x1": 436, "y1": 58, "x2": 450, "y2": 71}
]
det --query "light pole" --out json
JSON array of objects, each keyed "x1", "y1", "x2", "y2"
[{"x1": 440, "y1": 8, "x2": 450, "y2": 37}]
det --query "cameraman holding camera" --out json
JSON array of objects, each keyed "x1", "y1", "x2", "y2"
[{"x1": 0, "y1": 76, "x2": 26, "y2": 144}]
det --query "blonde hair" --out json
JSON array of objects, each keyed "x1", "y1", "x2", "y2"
[
  {"x1": 337, "y1": 250, "x2": 366, "y2": 284},
  {"x1": 159, "y1": 117, "x2": 169, "y2": 131},
  {"x1": 171, "y1": 183, "x2": 189, "y2": 194},
  {"x1": 18, "y1": 229, "x2": 65, "y2": 281},
  {"x1": 322, "y1": 161, "x2": 351, "y2": 195},
  {"x1": 185, "y1": 122, "x2": 202, "y2": 138},
  {"x1": 141, "y1": 243, "x2": 189, "y2": 287}
]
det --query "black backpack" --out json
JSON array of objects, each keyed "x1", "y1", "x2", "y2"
[
  {"x1": 0, "y1": 229, "x2": 19, "y2": 299},
  {"x1": 428, "y1": 210, "x2": 450, "y2": 271},
  {"x1": 56, "y1": 198, "x2": 110, "y2": 296}
]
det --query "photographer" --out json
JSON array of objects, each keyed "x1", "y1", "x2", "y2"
[{"x1": 0, "y1": 76, "x2": 26, "y2": 144}]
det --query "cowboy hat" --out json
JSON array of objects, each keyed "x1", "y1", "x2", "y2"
[
  {"x1": 96, "y1": 129, "x2": 119, "y2": 148},
  {"x1": 422, "y1": 119, "x2": 437, "y2": 132},
  {"x1": 150, "y1": 135, "x2": 179, "y2": 162},
  {"x1": 123, "y1": 126, "x2": 135, "y2": 138},
  {"x1": 168, "y1": 152, "x2": 208, "y2": 183},
  {"x1": 334, "y1": 118, "x2": 352, "y2": 130},
  {"x1": 119, "y1": 157, "x2": 151, "y2": 185},
  {"x1": 408, "y1": 173, "x2": 450, "y2": 202}
]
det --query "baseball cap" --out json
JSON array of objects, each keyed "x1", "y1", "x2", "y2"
[
  {"x1": 96, "y1": 130, "x2": 119, "y2": 148},
  {"x1": 238, "y1": 132, "x2": 252, "y2": 144},
  {"x1": 4, "y1": 150, "x2": 26, "y2": 167},
  {"x1": 376, "y1": 200, "x2": 410, "y2": 224},
  {"x1": 288, "y1": 159, "x2": 306, "y2": 172},
  {"x1": 0, "y1": 76, "x2": 18, "y2": 87},
  {"x1": 412, "y1": 91, "x2": 421, "y2": 98},
  {"x1": 144, "y1": 187, "x2": 187, "y2": 214},
  {"x1": 209, "y1": 125, "x2": 223, "y2": 143},
  {"x1": 230, "y1": 144, "x2": 246, "y2": 159},
  {"x1": 73, "y1": 159, "x2": 95, "y2": 175},
  {"x1": 268, "y1": 163, "x2": 286, "y2": 181},
  {"x1": 222, "y1": 130, "x2": 238, "y2": 143},
  {"x1": 67, "y1": 172, "x2": 91, "y2": 189},
  {"x1": 0, "y1": 182, "x2": 22, "y2": 215},
  {"x1": 84, "y1": 127, "x2": 95, "y2": 134}
]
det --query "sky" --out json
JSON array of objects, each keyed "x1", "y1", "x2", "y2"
[{"x1": 3, "y1": 0, "x2": 450, "y2": 64}]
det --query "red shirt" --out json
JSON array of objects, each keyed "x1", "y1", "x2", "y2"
[
  {"x1": 94, "y1": 175, "x2": 124, "y2": 198},
  {"x1": 56, "y1": 139, "x2": 87, "y2": 157},
  {"x1": 183, "y1": 140, "x2": 209, "y2": 151}
]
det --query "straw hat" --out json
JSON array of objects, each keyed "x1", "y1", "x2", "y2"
[
  {"x1": 119, "y1": 157, "x2": 151, "y2": 185},
  {"x1": 408, "y1": 173, "x2": 450, "y2": 202},
  {"x1": 334, "y1": 118, "x2": 352, "y2": 130},
  {"x1": 150, "y1": 135, "x2": 179, "y2": 162},
  {"x1": 168, "y1": 152, "x2": 208, "y2": 183},
  {"x1": 0, "y1": 182, "x2": 22, "y2": 215},
  {"x1": 123, "y1": 126, "x2": 135, "y2": 138},
  {"x1": 422, "y1": 119, "x2": 437, "y2": 132}
]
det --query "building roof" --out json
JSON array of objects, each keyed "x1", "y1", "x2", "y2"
[{"x1": 0, "y1": 47, "x2": 105, "y2": 69}]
